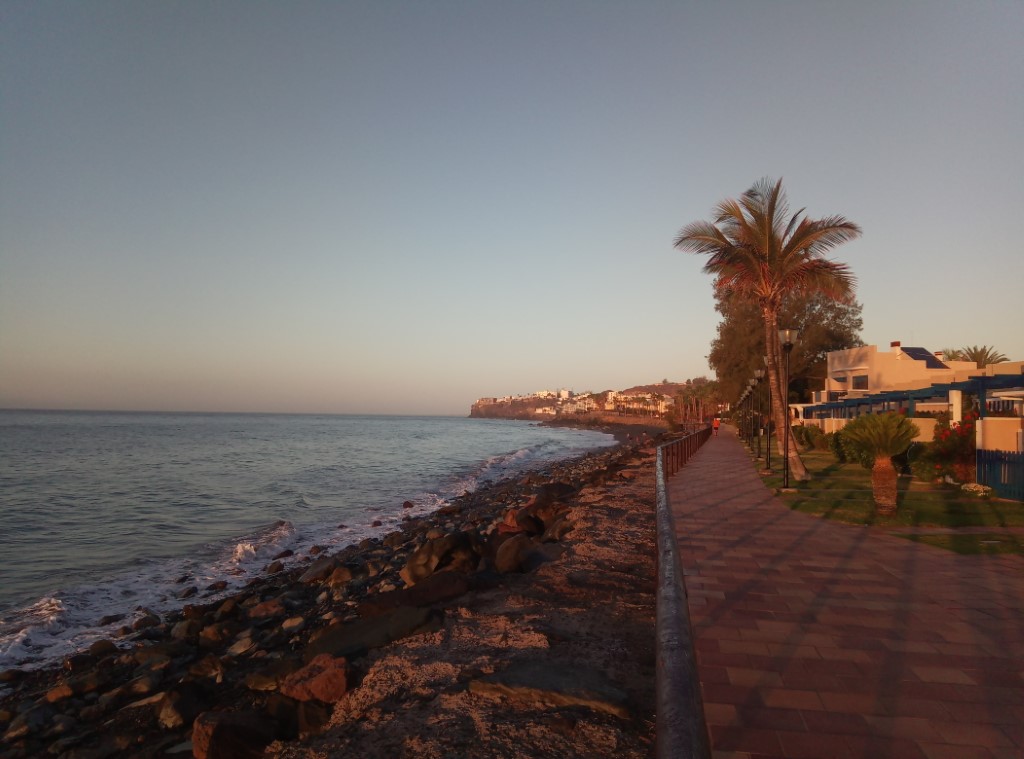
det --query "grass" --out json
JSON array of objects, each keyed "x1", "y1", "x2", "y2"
[
  {"x1": 900, "y1": 532, "x2": 1024, "y2": 556},
  {"x1": 746, "y1": 446, "x2": 1024, "y2": 555}
]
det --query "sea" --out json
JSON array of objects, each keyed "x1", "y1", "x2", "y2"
[{"x1": 0, "y1": 410, "x2": 616, "y2": 672}]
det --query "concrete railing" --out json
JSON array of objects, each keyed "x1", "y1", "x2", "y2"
[{"x1": 654, "y1": 428, "x2": 712, "y2": 759}]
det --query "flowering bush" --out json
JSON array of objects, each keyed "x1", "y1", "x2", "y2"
[{"x1": 910, "y1": 412, "x2": 977, "y2": 484}]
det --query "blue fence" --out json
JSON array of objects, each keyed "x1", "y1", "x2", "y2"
[{"x1": 977, "y1": 449, "x2": 1024, "y2": 502}]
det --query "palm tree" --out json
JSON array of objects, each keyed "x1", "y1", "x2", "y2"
[
  {"x1": 840, "y1": 413, "x2": 919, "y2": 515},
  {"x1": 674, "y1": 178, "x2": 860, "y2": 480},
  {"x1": 956, "y1": 345, "x2": 1008, "y2": 368}
]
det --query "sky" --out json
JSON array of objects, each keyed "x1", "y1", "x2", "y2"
[{"x1": 2, "y1": 1, "x2": 1022, "y2": 416}]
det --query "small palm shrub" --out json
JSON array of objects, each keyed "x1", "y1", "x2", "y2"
[{"x1": 839, "y1": 412, "x2": 919, "y2": 515}]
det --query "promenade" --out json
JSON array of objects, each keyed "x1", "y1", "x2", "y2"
[{"x1": 667, "y1": 426, "x2": 1024, "y2": 759}]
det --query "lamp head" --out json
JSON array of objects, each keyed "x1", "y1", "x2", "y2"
[
  {"x1": 754, "y1": 369, "x2": 764, "y2": 380},
  {"x1": 779, "y1": 328, "x2": 800, "y2": 348}
]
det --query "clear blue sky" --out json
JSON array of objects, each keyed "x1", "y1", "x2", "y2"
[{"x1": 2, "y1": 1, "x2": 1021, "y2": 415}]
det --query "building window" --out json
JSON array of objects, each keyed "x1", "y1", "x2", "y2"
[{"x1": 852, "y1": 375, "x2": 868, "y2": 390}]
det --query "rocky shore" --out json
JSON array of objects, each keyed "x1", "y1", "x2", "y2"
[{"x1": 0, "y1": 435, "x2": 667, "y2": 758}]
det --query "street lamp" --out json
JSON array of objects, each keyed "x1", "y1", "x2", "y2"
[
  {"x1": 763, "y1": 355, "x2": 772, "y2": 470},
  {"x1": 779, "y1": 328, "x2": 800, "y2": 488},
  {"x1": 753, "y1": 370, "x2": 764, "y2": 459},
  {"x1": 748, "y1": 377, "x2": 758, "y2": 455},
  {"x1": 741, "y1": 391, "x2": 749, "y2": 444}
]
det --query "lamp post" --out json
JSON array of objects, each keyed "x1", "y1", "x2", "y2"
[
  {"x1": 741, "y1": 391, "x2": 749, "y2": 444},
  {"x1": 762, "y1": 356, "x2": 772, "y2": 470},
  {"x1": 779, "y1": 328, "x2": 799, "y2": 488},
  {"x1": 753, "y1": 370, "x2": 764, "y2": 459}
]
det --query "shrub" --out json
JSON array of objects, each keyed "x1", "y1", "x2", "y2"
[
  {"x1": 839, "y1": 413, "x2": 920, "y2": 515},
  {"x1": 811, "y1": 428, "x2": 830, "y2": 451},
  {"x1": 908, "y1": 442, "x2": 941, "y2": 483},
  {"x1": 827, "y1": 431, "x2": 846, "y2": 463}
]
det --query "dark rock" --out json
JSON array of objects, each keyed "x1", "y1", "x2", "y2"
[
  {"x1": 358, "y1": 571, "x2": 470, "y2": 617},
  {"x1": 206, "y1": 580, "x2": 229, "y2": 591},
  {"x1": 63, "y1": 653, "x2": 96, "y2": 672},
  {"x1": 399, "y1": 531, "x2": 479, "y2": 586},
  {"x1": 177, "y1": 585, "x2": 199, "y2": 599},
  {"x1": 97, "y1": 614, "x2": 125, "y2": 626},
  {"x1": 191, "y1": 710, "x2": 276, "y2": 759},
  {"x1": 265, "y1": 560, "x2": 284, "y2": 574},
  {"x1": 382, "y1": 530, "x2": 407, "y2": 548},
  {"x1": 170, "y1": 619, "x2": 202, "y2": 640},
  {"x1": 87, "y1": 639, "x2": 119, "y2": 658},
  {"x1": 305, "y1": 606, "x2": 440, "y2": 661},
  {"x1": 198, "y1": 622, "x2": 233, "y2": 649},
  {"x1": 272, "y1": 549, "x2": 294, "y2": 560},
  {"x1": 132, "y1": 613, "x2": 161, "y2": 631},
  {"x1": 494, "y1": 533, "x2": 532, "y2": 574},
  {"x1": 402, "y1": 500, "x2": 415, "y2": 509},
  {"x1": 247, "y1": 598, "x2": 286, "y2": 619},
  {"x1": 541, "y1": 516, "x2": 573, "y2": 543},
  {"x1": 188, "y1": 655, "x2": 225, "y2": 683},
  {"x1": 298, "y1": 556, "x2": 337, "y2": 584},
  {"x1": 325, "y1": 566, "x2": 354, "y2": 587},
  {"x1": 2, "y1": 704, "x2": 53, "y2": 741},
  {"x1": 156, "y1": 683, "x2": 209, "y2": 729}
]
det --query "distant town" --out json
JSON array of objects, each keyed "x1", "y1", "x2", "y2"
[{"x1": 470, "y1": 380, "x2": 716, "y2": 422}]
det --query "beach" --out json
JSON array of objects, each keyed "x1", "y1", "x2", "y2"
[{"x1": 0, "y1": 426, "x2": 670, "y2": 757}]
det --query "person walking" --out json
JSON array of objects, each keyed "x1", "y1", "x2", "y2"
[{"x1": 713, "y1": 417, "x2": 720, "y2": 436}]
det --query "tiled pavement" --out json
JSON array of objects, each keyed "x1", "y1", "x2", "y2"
[{"x1": 667, "y1": 426, "x2": 1024, "y2": 759}]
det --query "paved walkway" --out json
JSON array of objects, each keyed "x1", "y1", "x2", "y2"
[{"x1": 667, "y1": 426, "x2": 1024, "y2": 759}]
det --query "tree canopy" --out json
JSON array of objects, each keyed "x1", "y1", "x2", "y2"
[{"x1": 708, "y1": 289, "x2": 864, "y2": 402}]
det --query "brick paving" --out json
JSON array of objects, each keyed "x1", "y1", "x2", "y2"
[{"x1": 667, "y1": 426, "x2": 1024, "y2": 759}]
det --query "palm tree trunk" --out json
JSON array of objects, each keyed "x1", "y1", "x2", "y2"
[
  {"x1": 871, "y1": 454, "x2": 898, "y2": 515},
  {"x1": 763, "y1": 308, "x2": 809, "y2": 481}
]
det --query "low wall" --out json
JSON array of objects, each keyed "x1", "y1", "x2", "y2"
[{"x1": 978, "y1": 418, "x2": 1024, "y2": 452}]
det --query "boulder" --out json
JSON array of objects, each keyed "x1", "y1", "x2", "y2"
[
  {"x1": 541, "y1": 516, "x2": 573, "y2": 543},
  {"x1": 494, "y1": 533, "x2": 533, "y2": 574},
  {"x1": 247, "y1": 597, "x2": 286, "y2": 619},
  {"x1": 279, "y1": 654, "x2": 349, "y2": 703},
  {"x1": 399, "y1": 531, "x2": 478, "y2": 586},
  {"x1": 170, "y1": 619, "x2": 201, "y2": 640},
  {"x1": 304, "y1": 606, "x2": 440, "y2": 661},
  {"x1": 192, "y1": 710, "x2": 276, "y2": 759},
  {"x1": 325, "y1": 566, "x2": 353, "y2": 587},
  {"x1": 358, "y1": 571, "x2": 470, "y2": 617},
  {"x1": 88, "y1": 638, "x2": 119, "y2": 657},
  {"x1": 298, "y1": 555, "x2": 337, "y2": 583},
  {"x1": 156, "y1": 683, "x2": 209, "y2": 729}
]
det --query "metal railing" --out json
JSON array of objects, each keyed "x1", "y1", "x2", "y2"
[{"x1": 654, "y1": 426, "x2": 712, "y2": 759}]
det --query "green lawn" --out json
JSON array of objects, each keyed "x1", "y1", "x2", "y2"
[{"x1": 746, "y1": 447, "x2": 1024, "y2": 554}]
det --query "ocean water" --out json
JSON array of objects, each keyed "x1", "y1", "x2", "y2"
[{"x1": 0, "y1": 411, "x2": 615, "y2": 670}]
